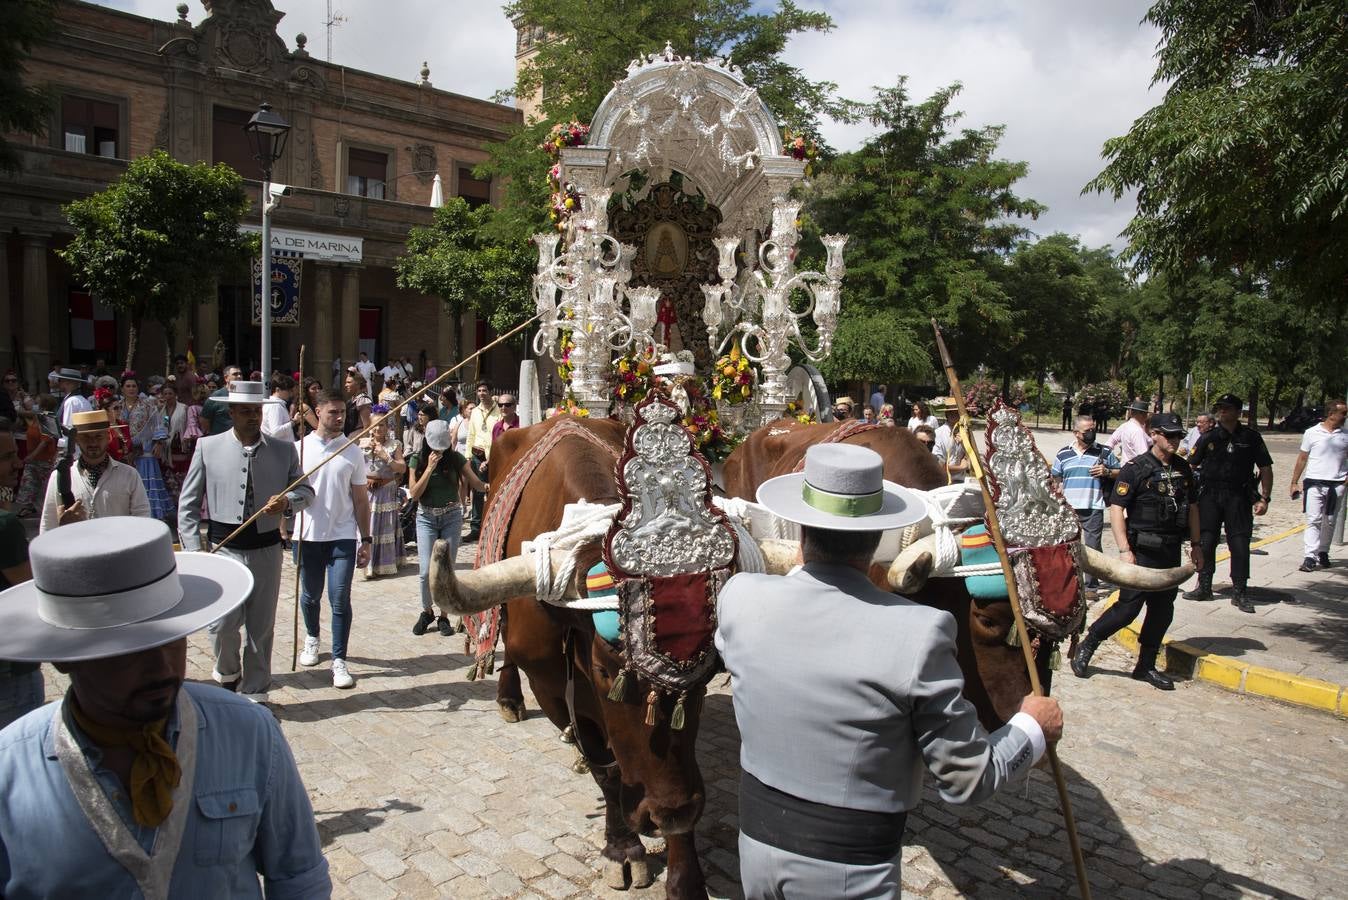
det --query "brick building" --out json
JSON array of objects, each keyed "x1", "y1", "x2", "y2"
[{"x1": 1, "y1": 0, "x2": 524, "y2": 391}]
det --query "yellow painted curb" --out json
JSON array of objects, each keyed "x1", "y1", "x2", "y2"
[{"x1": 1091, "y1": 524, "x2": 1342, "y2": 717}]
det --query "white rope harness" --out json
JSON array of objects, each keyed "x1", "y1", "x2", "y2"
[{"x1": 920, "y1": 482, "x2": 1003, "y2": 578}]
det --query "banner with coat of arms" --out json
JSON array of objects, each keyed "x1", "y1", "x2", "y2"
[{"x1": 252, "y1": 250, "x2": 303, "y2": 326}]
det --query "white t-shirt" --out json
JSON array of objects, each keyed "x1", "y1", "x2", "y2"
[
  {"x1": 1300, "y1": 423, "x2": 1348, "y2": 481},
  {"x1": 907, "y1": 415, "x2": 939, "y2": 432},
  {"x1": 378, "y1": 364, "x2": 402, "y2": 384},
  {"x1": 449, "y1": 413, "x2": 468, "y2": 455},
  {"x1": 295, "y1": 432, "x2": 368, "y2": 542}
]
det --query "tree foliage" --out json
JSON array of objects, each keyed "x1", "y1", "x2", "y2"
[
  {"x1": 1085, "y1": 0, "x2": 1348, "y2": 314},
  {"x1": 484, "y1": 0, "x2": 853, "y2": 244},
  {"x1": 806, "y1": 78, "x2": 1044, "y2": 381},
  {"x1": 395, "y1": 197, "x2": 536, "y2": 336},
  {"x1": 0, "y1": 0, "x2": 56, "y2": 172},
  {"x1": 59, "y1": 150, "x2": 252, "y2": 370}
]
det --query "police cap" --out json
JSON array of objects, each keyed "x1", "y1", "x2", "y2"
[
  {"x1": 1148, "y1": 412, "x2": 1186, "y2": 435},
  {"x1": 1213, "y1": 393, "x2": 1242, "y2": 410}
]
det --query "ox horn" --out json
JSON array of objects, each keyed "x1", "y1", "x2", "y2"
[
  {"x1": 886, "y1": 534, "x2": 940, "y2": 594},
  {"x1": 1079, "y1": 545, "x2": 1194, "y2": 591}
]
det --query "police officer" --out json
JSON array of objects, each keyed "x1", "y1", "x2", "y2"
[
  {"x1": 1181, "y1": 393, "x2": 1273, "y2": 613},
  {"x1": 1072, "y1": 413, "x2": 1202, "y2": 690}
]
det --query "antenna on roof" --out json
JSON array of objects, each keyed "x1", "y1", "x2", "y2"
[{"x1": 324, "y1": 0, "x2": 347, "y2": 62}]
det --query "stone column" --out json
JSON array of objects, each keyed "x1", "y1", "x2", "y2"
[
  {"x1": 339, "y1": 266, "x2": 360, "y2": 384},
  {"x1": 0, "y1": 238, "x2": 12, "y2": 378},
  {"x1": 311, "y1": 264, "x2": 334, "y2": 385},
  {"x1": 21, "y1": 235, "x2": 50, "y2": 392}
]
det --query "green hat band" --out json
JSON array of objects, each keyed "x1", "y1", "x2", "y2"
[{"x1": 801, "y1": 482, "x2": 884, "y2": 517}]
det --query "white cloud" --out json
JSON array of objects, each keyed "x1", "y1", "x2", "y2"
[
  {"x1": 100, "y1": 0, "x2": 1160, "y2": 247},
  {"x1": 790, "y1": 0, "x2": 1164, "y2": 248}
]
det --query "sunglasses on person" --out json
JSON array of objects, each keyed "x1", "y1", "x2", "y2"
[
  {"x1": 2, "y1": 377, "x2": 16, "y2": 384},
  {"x1": 500, "y1": 401, "x2": 516, "y2": 407}
]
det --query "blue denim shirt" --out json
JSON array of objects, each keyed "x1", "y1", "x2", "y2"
[{"x1": 0, "y1": 682, "x2": 330, "y2": 898}]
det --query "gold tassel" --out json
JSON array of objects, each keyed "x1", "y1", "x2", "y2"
[
  {"x1": 1049, "y1": 647, "x2": 1062, "y2": 670},
  {"x1": 607, "y1": 669, "x2": 628, "y2": 702},
  {"x1": 645, "y1": 690, "x2": 659, "y2": 726},
  {"x1": 1005, "y1": 628, "x2": 1022, "y2": 648},
  {"x1": 465, "y1": 663, "x2": 479, "y2": 681},
  {"x1": 670, "y1": 693, "x2": 687, "y2": 731}
]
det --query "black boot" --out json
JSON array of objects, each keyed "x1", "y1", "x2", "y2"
[
  {"x1": 1231, "y1": 586, "x2": 1255, "y2": 614},
  {"x1": 1182, "y1": 575, "x2": 1214, "y2": 602},
  {"x1": 1132, "y1": 645, "x2": 1175, "y2": 691},
  {"x1": 1070, "y1": 633, "x2": 1101, "y2": 679}
]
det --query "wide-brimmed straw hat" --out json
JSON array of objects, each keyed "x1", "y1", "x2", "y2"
[
  {"x1": 756, "y1": 443, "x2": 928, "y2": 532},
  {"x1": 70, "y1": 409, "x2": 112, "y2": 433},
  {"x1": 0, "y1": 518, "x2": 252, "y2": 663}
]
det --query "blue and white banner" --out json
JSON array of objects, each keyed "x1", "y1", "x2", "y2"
[{"x1": 252, "y1": 250, "x2": 303, "y2": 326}]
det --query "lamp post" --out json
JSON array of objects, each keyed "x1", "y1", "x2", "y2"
[{"x1": 244, "y1": 102, "x2": 291, "y2": 387}]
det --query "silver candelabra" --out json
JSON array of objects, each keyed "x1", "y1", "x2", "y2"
[
  {"x1": 532, "y1": 188, "x2": 662, "y2": 414},
  {"x1": 701, "y1": 198, "x2": 847, "y2": 415}
]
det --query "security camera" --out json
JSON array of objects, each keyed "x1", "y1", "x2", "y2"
[{"x1": 268, "y1": 183, "x2": 293, "y2": 199}]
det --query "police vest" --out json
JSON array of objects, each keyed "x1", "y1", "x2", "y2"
[{"x1": 1126, "y1": 454, "x2": 1191, "y2": 535}]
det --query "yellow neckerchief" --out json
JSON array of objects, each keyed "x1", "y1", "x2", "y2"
[{"x1": 67, "y1": 692, "x2": 181, "y2": 828}]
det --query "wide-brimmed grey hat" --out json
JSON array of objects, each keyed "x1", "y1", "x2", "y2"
[
  {"x1": 1126, "y1": 399, "x2": 1150, "y2": 414},
  {"x1": 424, "y1": 419, "x2": 452, "y2": 451},
  {"x1": 0, "y1": 518, "x2": 253, "y2": 663},
  {"x1": 54, "y1": 367, "x2": 89, "y2": 383},
  {"x1": 756, "y1": 443, "x2": 928, "y2": 532},
  {"x1": 223, "y1": 380, "x2": 278, "y2": 404}
]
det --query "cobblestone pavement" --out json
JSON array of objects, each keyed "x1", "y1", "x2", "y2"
[{"x1": 37, "y1": 530, "x2": 1343, "y2": 899}]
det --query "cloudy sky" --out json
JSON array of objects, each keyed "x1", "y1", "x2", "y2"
[{"x1": 104, "y1": 0, "x2": 1163, "y2": 250}]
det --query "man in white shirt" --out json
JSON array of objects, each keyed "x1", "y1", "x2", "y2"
[
  {"x1": 40, "y1": 410, "x2": 150, "y2": 533},
  {"x1": 463, "y1": 381, "x2": 501, "y2": 543},
  {"x1": 1178, "y1": 413, "x2": 1214, "y2": 456},
  {"x1": 261, "y1": 372, "x2": 299, "y2": 439},
  {"x1": 378, "y1": 360, "x2": 403, "y2": 389},
  {"x1": 1289, "y1": 400, "x2": 1348, "y2": 572},
  {"x1": 295, "y1": 390, "x2": 371, "y2": 689},
  {"x1": 931, "y1": 400, "x2": 969, "y2": 484},
  {"x1": 1107, "y1": 399, "x2": 1153, "y2": 464},
  {"x1": 53, "y1": 368, "x2": 92, "y2": 449},
  {"x1": 354, "y1": 352, "x2": 377, "y2": 390}
]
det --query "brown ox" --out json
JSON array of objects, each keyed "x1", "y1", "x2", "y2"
[
  {"x1": 721, "y1": 418, "x2": 1045, "y2": 727},
  {"x1": 437, "y1": 415, "x2": 712, "y2": 897}
]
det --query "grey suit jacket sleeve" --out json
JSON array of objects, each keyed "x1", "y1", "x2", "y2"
[
  {"x1": 910, "y1": 612, "x2": 1036, "y2": 805},
  {"x1": 177, "y1": 440, "x2": 207, "y2": 551}
]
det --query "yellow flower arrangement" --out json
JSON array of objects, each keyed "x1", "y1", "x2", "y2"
[{"x1": 710, "y1": 344, "x2": 757, "y2": 406}]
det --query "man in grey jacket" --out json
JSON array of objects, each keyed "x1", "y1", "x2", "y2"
[
  {"x1": 716, "y1": 444, "x2": 1063, "y2": 898},
  {"x1": 179, "y1": 381, "x2": 313, "y2": 702}
]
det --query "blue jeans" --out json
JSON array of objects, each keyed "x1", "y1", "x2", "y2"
[
  {"x1": 417, "y1": 505, "x2": 463, "y2": 612},
  {"x1": 299, "y1": 539, "x2": 356, "y2": 660},
  {"x1": 1075, "y1": 508, "x2": 1105, "y2": 589}
]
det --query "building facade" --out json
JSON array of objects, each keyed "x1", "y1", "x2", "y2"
[{"x1": 1, "y1": 0, "x2": 525, "y2": 392}]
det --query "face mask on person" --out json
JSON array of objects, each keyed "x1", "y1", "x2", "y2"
[{"x1": 1080, "y1": 429, "x2": 1097, "y2": 445}]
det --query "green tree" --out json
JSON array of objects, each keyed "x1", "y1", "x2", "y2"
[
  {"x1": 0, "y1": 0, "x2": 56, "y2": 172},
  {"x1": 1085, "y1": 0, "x2": 1348, "y2": 315},
  {"x1": 806, "y1": 78, "x2": 1044, "y2": 383},
  {"x1": 60, "y1": 150, "x2": 253, "y2": 370},
  {"x1": 395, "y1": 197, "x2": 536, "y2": 354},
  {"x1": 486, "y1": 0, "x2": 853, "y2": 243}
]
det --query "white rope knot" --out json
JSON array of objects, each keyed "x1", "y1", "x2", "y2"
[
  {"x1": 923, "y1": 482, "x2": 985, "y2": 578},
  {"x1": 531, "y1": 501, "x2": 622, "y2": 603}
]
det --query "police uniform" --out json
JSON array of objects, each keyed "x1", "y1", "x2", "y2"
[
  {"x1": 1184, "y1": 394, "x2": 1273, "y2": 611},
  {"x1": 1072, "y1": 414, "x2": 1197, "y2": 690}
]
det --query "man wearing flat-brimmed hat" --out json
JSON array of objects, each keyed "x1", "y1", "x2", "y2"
[
  {"x1": 39, "y1": 409, "x2": 150, "y2": 533},
  {"x1": 179, "y1": 381, "x2": 313, "y2": 702},
  {"x1": 1107, "y1": 398, "x2": 1153, "y2": 465},
  {"x1": 715, "y1": 443, "x2": 1063, "y2": 897},
  {"x1": 930, "y1": 398, "x2": 969, "y2": 484},
  {"x1": 53, "y1": 366, "x2": 93, "y2": 448},
  {"x1": 0, "y1": 517, "x2": 329, "y2": 896},
  {"x1": 1183, "y1": 392, "x2": 1273, "y2": 612}
]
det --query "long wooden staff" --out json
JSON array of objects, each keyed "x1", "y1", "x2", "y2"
[
  {"x1": 290, "y1": 344, "x2": 306, "y2": 672},
  {"x1": 210, "y1": 314, "x2": 540, "y2": 554},
  {"x1": 931, "y1": 318, "x2": 1092, "y2": 900}
]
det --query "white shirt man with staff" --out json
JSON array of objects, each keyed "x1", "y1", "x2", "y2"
[{"x1": 178, "y1": 381, "x2": 313, "y2": 702}]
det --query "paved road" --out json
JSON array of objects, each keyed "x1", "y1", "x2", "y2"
[{"x1": 39, "y1": 532, "x2": 1344, "y2": 898}]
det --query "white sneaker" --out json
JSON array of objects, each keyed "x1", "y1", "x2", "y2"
[
  {"x1": 331, "y1": 658, "x2": 354, "y2": 689},
  {"x1": 298, "y1": 636, "x2": 320, "y2": 667}
]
